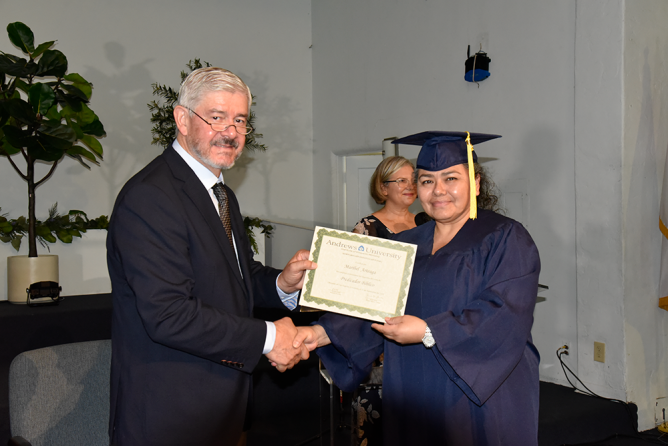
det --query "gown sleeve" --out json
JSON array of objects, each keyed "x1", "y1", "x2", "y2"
[
  {"x1": 316, "y1": 313, "x2": 385, "y2": 392},
  {"x1": 427, "y1": 221, "x2": 540, "y2": 406}
]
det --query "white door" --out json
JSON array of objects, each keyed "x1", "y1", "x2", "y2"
[{"x1": 344, "y1": 154, "x2": 384, "y2": 231}]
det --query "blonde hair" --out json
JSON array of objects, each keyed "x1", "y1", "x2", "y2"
[
  {"x1": 177, "y1": 67, "x2": 252, "y2": 111},
  {"x1": 370, "y1": 156, "x2": 414, "y2": 205}
]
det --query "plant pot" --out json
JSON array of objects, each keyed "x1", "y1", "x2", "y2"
[{"x1": 7, "y1": 255, "x2": 59, "y2": 304}]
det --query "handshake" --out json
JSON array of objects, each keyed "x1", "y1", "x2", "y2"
[
  {"x1": 264, "y1": 249, "x2": 333, "y2": 372},
  {"x1": 265, "y1": 312, "x2": 424, "y2": 371},
  {"x1": 264, "y1": 318, "x2": 330, "y2": 372}
]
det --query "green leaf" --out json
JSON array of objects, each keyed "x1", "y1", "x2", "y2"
[
  {"x1": 60, "y1": 104, "x2": 78, "y2": 121},
  {"x1": 56, "y1": 230, "x2": 72, "y2": 243},
  {"x1": 42, "y1": 233, "x2": 57, "y2": 243},
  {"x1": 0, "y1": 208, "x2": 107, "y2": 249},
  {"x1": 0, "y1": 103, "x2": 8, "y2": 127},
  {"x1": 7, "y1": 22, "x2": 34, "y2": 54},
  {"x1": 66, "y1": 153, "x2": 90, "y2": 169},
  {"x1": 80, "y1": 118, "x2": 106, "y2": 137},
  {"x1": 80, "y1": 134, "x2": 103, "y2": 157},
  {"x1": 64, "y1": 73, "x2": 92, "y2": 99},
  {"x1": 64, "y1": 117, "x2": 83, "y2": 139},
  {"x1": 37, "y1": 131, "x2": 72, "y2": 150},
  {"x1": 0, "y1": 54, "x2": 22, "y2": 76},
  {"x1": 40, "y1": 120, "x2": 77, "y2": 141},
  {"x1": 35, "y1": 225, "x2": 51, "y2": 237},
  {"x1": 56, "y1": 90, "x2": 82, "y2": 112},
  {"x1": 27, "y1": 134, "x2": 68, "y2": 161},
  {"x1": 3, "y1": 125, "x2": 35, "y2": 148},
  {"x1": 28, "y1": 83, "x2": 56, "y2": 115},
  {"x1": 0, "y1": 221, "x2": 12, "y2": 233},
  {"x1": 13, "y1": 78, "x2": 30, "y2": 95},
  {"x1": 66, "y1": 145, "x2": 98, "y2": 163},
  {"x1": 89, "y1": 215, "x2": 109, "y2": 229},
  {"x1": 44, "y1": 105, "x2": 61, "y2": 121},
  {"x1": 4, "y1": 97, "x2": 37, "y2": 125},
  {"x1": 10, "y1": 236, "x2": 21, "y2": 251},
  {"x1": 0, "y1": 54, "x2": 36, "y2": 78},
  {"x1": 31, "y1": 41, "x2": 55, "y2": 59},
  {"x1": 63, "y1": 72, "x2": 87, "y2": 83},
  {"x1": 61, "y1": 83, "x2": 88, "y2": 101},
  {"x1": 36, "y1": 49, "x2": 67, "y2": 77},
  {"x1": 64, "y1": 102, "x2": 96, "y2": 125},
  {"x1": 0, "y1": 132, "x2": 21, "y2": 155}
]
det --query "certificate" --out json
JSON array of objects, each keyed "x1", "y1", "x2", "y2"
[{"x1": 300, "y1": 226, "x2": 417, "y2": 322}]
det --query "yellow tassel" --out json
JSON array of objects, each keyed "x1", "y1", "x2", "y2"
[{"x1": 466, "y1": 132, "x2": 477, "y2": 219}]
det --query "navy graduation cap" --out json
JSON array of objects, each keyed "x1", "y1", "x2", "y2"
[{"x1": 392, "y1": 131, "x2": 501, "y2": 219}]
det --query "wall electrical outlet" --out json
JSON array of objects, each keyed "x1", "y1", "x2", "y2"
[
  {"x1": 594, "y1": 341, "x2": 605, "y2": 363},
  {"x1": 656, "y1": 397, "x2": 668, "y2": 427}
]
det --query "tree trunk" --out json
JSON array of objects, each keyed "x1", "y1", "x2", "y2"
[{"x1": 27, "y1": 158, "x2": 37, "y2": 258}]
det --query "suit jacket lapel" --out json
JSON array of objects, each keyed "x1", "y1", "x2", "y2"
[{"x1": 163, "y1": 147, "x2": 247, "y2": 292}]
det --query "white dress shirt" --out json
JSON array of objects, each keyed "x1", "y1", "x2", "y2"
[{"x1": 173, "y1": 141, "x2": 298, "y2": 354}]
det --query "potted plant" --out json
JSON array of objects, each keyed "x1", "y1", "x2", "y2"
[
  {"x1": 0, "y1": 22, "x2": 106, "y2": 303},
  {"x1": 148, "y1": 59, "x2": 273, "y2": 254}
]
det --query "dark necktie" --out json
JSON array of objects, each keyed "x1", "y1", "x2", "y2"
[{"x1": 212, "y1": 183, "x2": 234, "y2": 247}]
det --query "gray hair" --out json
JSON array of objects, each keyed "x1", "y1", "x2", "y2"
[{"x1": 177, "y1": 67, "x2": 252, "y2": 111}]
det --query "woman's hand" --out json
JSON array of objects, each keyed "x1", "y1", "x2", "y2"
[
  {"x1": 293, "y1": 324, "x2": 331, "y2": 351},
  {"x1": 371, "y1": 315, "x2": 427, "y2": 345}
]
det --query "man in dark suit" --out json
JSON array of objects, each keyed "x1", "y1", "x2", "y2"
[{"x1": 106, "y1": 67, "x2": 315, "y2": 446}]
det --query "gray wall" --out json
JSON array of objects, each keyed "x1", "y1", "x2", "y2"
[{"x1": 574, "y1": 0, "x2": 625, "y2": 401}]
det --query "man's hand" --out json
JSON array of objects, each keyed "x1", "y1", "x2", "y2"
[
  {"x1": 371, "y1": 315, "x2": 427, "y2": 345},
  {"x1": 276, "y1": 250, "x2": 317, "y2": 294},
  {"x1": 293, "y1": 325, "x2": 330, "y2": 351},
  {"x1": 265, "y1": 317, "x2": 310, "y2": 372}
]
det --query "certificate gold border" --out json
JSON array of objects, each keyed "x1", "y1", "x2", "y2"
[{"x1": 300, "y1": 226, "x2": 417, "y2": 321}]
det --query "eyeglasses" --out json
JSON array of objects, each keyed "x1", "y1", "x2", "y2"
[
  {"x1": 384, "y1": 178, "x2": 414, "y2": 186},
  {"x1": 187, "y1": 108, "x2": 253, "y2": 135}
]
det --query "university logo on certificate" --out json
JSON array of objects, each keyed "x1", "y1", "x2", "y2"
[{"x1": 300, "y1": 226, "x2": 417, "y2": 322}]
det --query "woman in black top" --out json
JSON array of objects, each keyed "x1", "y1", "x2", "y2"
[{"x1": 352, "y1": 156, "x2": 428, "y2": 238}]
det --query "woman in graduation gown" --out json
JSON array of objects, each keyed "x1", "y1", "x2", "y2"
[{"x1": 297, "y1": 132, "x2": 541, "y2": 446}]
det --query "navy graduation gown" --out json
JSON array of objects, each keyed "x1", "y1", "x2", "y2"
[{"x1": 317, "y1": 209, "x2": 541, "y2": 445}]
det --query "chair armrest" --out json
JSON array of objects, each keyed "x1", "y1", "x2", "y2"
[{"x1": 8, "y1": 436, "x2": 32, "y2": 446}]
